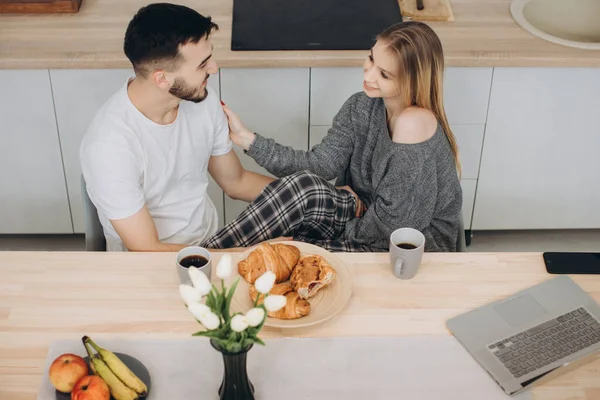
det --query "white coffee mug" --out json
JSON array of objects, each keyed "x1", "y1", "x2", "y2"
[
  {"x1": 176, "y1": 246, "x2": 212, "y2": 285},
  {"x1": 389, "y1": 228, "x2": 426, "y2": 280}
]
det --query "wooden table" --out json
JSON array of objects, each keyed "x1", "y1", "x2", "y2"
[
  {"x1": 1, "y1": 0, "x2": 599, "y2": 69},
  {"x1": 1, "y1": 251, "x2": 599, "y2": 399}
]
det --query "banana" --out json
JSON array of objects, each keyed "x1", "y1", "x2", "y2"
[
  {"x1": 83, "y1": 338, "x2": 138, "y2": 400},
  {"x1": 84, "y1": 336, "x2": 148, "y2": 396},
  {"x1": 91, "y1": 354, "x2": 139, "y2": 400}
]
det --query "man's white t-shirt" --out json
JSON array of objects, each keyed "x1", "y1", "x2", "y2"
[{"x1": 80, "y1": 78, "x2": 232, "y2": 251}]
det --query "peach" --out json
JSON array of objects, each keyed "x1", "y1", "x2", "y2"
[{"x1": 48, "y1": 353, "x2": 89, "y2": 393}]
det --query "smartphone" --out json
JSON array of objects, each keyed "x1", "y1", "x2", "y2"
[{"x1": 543, "y1": 252, "x2": 600, "y2": 274}]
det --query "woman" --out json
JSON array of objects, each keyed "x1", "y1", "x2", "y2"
[{"x1": 202, "y1": 21, "x2": 462, "y2": 252}]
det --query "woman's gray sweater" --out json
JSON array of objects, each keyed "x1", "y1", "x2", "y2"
[{"x1": 246, "y1": 92, "x2": 463, "y2": 252}]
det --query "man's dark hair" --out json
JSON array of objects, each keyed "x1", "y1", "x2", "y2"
[{"x1": 124, "y1": 3, "x2": 219, "y2": 77}]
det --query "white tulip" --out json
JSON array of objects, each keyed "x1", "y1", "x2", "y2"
[
  {"x1": 254, "y1": 271, "x2": 276, "y2": 294},
  {"x1": 188, "y1": 302, "x2": 211, "y2": 321},
  {"x1": 264, "y1": 295, "x2": 287, "y2": 312},
  {"x1": 216, "y1": 255, "x2": 233, "y2": 279},
  {"x1": 199, "y1": 310, "x2": 221, "y2": 330},
  {"x1": 188, "y1": 266, "x2": 212, "y2": 296},
  {"x1": 245, "y1": 308, "x2": 265, "y2": 327},
  {"x1": 230, "y1": 314, "x2": 249, "y2": 332},
  {"x1": 179, "y1": 284, "x2": 204, "y2": 306}
]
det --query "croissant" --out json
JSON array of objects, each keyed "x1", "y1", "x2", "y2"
[
  {"x1": 238, "y1": 242, "x2": 301, "y2": 284},
  {"x1": 290, "y1": 255, "x2": 336, "y2": 299},
  {"x1": 249, "y1": 282, "x2": 310, "y2": 320}
]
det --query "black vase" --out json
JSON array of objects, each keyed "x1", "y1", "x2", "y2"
[{"x1": 210, "y1": 339, "x2": 255, "y2": 400}]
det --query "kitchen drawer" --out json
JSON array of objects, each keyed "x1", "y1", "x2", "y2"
[{"x1": 0, "y1": 70, "x2": 72, "y2": 233}]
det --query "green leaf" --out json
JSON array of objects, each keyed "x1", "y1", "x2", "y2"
[
  {"x1": 209, "y1": 284, "x2": 223, "y2": 316},
  {"x1": 242, "y1": 337, "x2": 255, "y2": 349},
  {"x1": 254, "y1": 336, "x2": 266, "y2": 346},
  {"x1": 206, "y1": 291, "x2": 216, "y2": 310},
  {"x1": 224, "y1": 277, "x2": 240, "y2": 321},
  {"x1": 253, "y1": 292, "x2": 261, "y2": 307},
  {"x1": 228, "y1": 341, "x2": 242, "y2": 353},
  {"x1": 192, "y1": 330, "x2": 222, "y2": 339},
  {"x1": 215, "y1": 338, "x2": 229, "y2": 350},
  {"x1": 215, "y1": 293, "x2": 224, "y2": 318}
]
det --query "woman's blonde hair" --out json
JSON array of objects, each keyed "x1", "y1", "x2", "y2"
[{"x1": 378, "y1": 21, "x2": 461, "y2": 176}]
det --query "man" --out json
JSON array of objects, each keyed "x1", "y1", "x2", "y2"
[{"x1": 80, "y1": 3, "x2": 273, "y2": 251}]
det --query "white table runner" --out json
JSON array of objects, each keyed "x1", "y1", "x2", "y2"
[{"x1": 38, "y1": 336, "x2": 530, "y2": 400}]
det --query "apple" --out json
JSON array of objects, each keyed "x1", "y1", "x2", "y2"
[
  {"x1": 48, "y1": 353, "x2": 89, "y2": 393},
  {"x1": 71, "y1": 375, "x2": 110, "y2": 400}
]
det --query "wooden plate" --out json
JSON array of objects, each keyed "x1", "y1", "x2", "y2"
[{"x1": 227, "y1": 241, "x2": 353, "y2": 329}]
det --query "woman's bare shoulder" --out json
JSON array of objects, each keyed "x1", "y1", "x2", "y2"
[{"x1": 391, "y1": 107, "x2": 438, "y2": 144}]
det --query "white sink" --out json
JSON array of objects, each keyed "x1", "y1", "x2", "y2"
[{"x1": 510, "y1": 0, "x2": 600, "y2": 50}]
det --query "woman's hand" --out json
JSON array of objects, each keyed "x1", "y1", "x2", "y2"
[
  {"x1": 337, "y1": 185, "x2": 366, "y2": 218},
  {"x1": 221, "y1": 102, "x2": 256, "y2": 151}
]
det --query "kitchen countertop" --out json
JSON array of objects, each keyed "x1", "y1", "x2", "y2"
[
  {"x1": 0, "y1": 0, "x2": 599, "y2": 69},
  {"x1": 1, "y1": 251, "x2": 600, "y2": 399}
]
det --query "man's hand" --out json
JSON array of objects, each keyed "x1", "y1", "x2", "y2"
[
  {"x1": 110, "y1": 205, "x2": 188, "y2": 252},
  {"x1": 336, "y1": 185, "x2": 366, "y2": 218},
  {"x1": 221, "y1": 103, "x2": 256, "y2": 151}
]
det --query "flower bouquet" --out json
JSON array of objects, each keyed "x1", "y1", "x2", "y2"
[{"x1": 178, "y1": 254, "x2": 286, "y2": 400}]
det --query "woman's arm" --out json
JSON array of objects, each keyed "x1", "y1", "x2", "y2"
[{"x1": 222, "y1": 94, "x2": 360, "y2": 180}]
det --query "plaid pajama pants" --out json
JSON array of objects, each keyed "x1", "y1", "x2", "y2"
[{"x1": 201, "y1": 170, "x2": 371, "y2": 252}]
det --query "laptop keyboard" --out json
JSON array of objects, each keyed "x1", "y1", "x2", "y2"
[{"x1": 488, "y1": 307, "x2": 600, "y2": 378}]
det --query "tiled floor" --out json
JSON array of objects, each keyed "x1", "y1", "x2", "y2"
[
  {"x1": 1, "y1": 230, "x2": 599, "y2": 252},
  {"x1": 0, "y1": 234, "x2": 85, "y2": 251},
  {"x1": 466, "y1": 230, "x2": 600, "y2": 252}
]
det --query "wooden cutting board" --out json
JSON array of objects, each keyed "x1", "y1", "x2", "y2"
[
  {"x1": 0, "y1": 0, "x2": 82, "y2": 13},
  {"x1": 399, "y1": 0, "x2": 454, "y2": 22}
]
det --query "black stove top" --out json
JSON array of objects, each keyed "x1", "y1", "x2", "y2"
[{"x1": 231, "y1": 0, "x2": 402, "y2": 51}]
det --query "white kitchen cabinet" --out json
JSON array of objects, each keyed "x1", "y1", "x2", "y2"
[
  {"x1": 0, "y1": 70, "x2": 72, "y2": 233},
  {"x1": 51, "y1": 69, "x2": 225, "y2": 232},
  {"x1": 472, "y1": 68, "x2": 600, "y2": 230},
  {"x1": 452, "y1": 124, "x2": 485, "y2": 180},
  {"x1": 309, "y1": 67, "x2": 493, "y2": 126},
  {"x1": 443, "y1": 68, "x2": 493, "y2": 125},
  {"x1": 220, "y1": 68, "x2": 310, "y2": 224},
  {"x1": 310, "y1": 68, "x2": 364, "y2": 126}
]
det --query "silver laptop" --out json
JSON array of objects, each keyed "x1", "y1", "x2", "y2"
[{"x1": 446, "y1": 275, "x2": 600, "y2": 395}]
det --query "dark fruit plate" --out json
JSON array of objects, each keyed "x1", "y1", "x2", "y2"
[{"x1": 55, "y1": 352, "x2": 151, "y2": 400}]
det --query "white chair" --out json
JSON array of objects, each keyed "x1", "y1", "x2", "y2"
[{"x1": 80, "y1": 175, "x2": 106, "y2": 251}]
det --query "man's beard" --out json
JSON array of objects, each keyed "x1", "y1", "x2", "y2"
[{"x1": 169, "y1": 77, "x2": 209, "y2": 103}]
